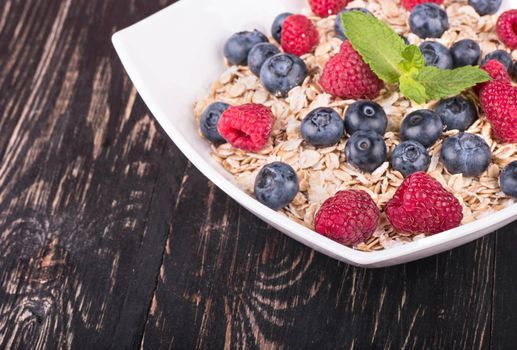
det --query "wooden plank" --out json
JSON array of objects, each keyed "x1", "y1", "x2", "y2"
[
  {"x1": 141, "y1": 162, "x2": 496, "y2": 349},
  {"x1": 0, "y1": 0, "x2": 185, "y2": 348},
  {"x1": 491, "y1": 224, "x2": 517, "y2": 350}
]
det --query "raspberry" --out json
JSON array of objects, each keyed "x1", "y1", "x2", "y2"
[
  {"x1": 281, "y1": 15, "x2": 320, "y2": 56},
  {"x1": 479, "y1": 81, "x2": 517, "y2": 143},
  {"x1": 217, "y1": 104, "x2": 275, "y2": 152},
  {"x1": 482, "y1": 59, "x2": 512, "y2": 82},
  {"x1": 385, "y1": 172, "x2": 463, "y2": 235},
  {"x1": 320, "y1": 41, "x2": 384, "y2": 99},
  {"x1": 314, "y1": 190, "x2": 380, "y2": 246},
  {"x1": 474, "y1": 59, "x2": 511, "y2": 94},
  {"x1": 309, "y1": 0, "x2": 349, "y2": 17},
  {"x1": 401, "y1": 0, "x2": 443, "y2": 11},
  {"x1": 497, "y1": 10, "x2": 517, "y2": 50}
]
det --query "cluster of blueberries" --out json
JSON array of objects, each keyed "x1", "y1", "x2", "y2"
[
  {"x1": 199, "y1": 94, "x2": 510, "y2": 210},
  {"x1": 201, "y1": 98, "x2": 517, "y2": 209},
  {"x1": 223, "y1": 13, "x2": 308, "y2": 98},
  {"x1": 253, "y1": 98, "x2": 516, "y2": 209},
  {"x1": 419, "y1": 36, "x2": 515, "y2": 74},
  {"x1": 404, "y1": 1, "x2": 517, "y2": 76},
  {"x1": 299, "y1": 97, "x2": 492, "y2": 178}
]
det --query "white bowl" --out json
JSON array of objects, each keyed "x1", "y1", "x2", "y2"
[{"x1": 112, "y1": 0, "x2": 517, "y2": 267}]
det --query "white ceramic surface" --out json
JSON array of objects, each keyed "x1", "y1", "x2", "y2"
[{"x1": 112, "y1": 0, "x2": 517, "y2": 267}]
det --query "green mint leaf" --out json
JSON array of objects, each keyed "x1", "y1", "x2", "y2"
[
  {"x1": 399, "y1": 74, "x2": 427, "y2": 105},
  {"x1": 341, "y1": 12, "x2": 490, "y2": 104},
  {"x1": 416, "y1": 66, "x2": 491, "y2": 100},
  {"x1": 341, "y1": 11, "x2": 405, "y2": 84},
  {"x1": 398, "y1": 45, "x2": 426, "y2": 74}
]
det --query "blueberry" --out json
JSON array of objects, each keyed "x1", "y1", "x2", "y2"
[
  {"x1": 512, "y1": 61, "x2": 517, "y2": 81},
  {"x1": 435, "y1": 96, "x2": 478, "y2": 131},
  {"x1": 335, "y1": 8, "x2": 373, "y2": 40},
  {"x1": 254, "y1": 162, "x2": 299, "y2": 210},
  {"x1": 450, "y1": 39, "x2": 481, "y2": 67},
  {"x1": 271, "y1": 13, "x2": 292, "y2": 43},
  {"x1": 481, "y1": 50, "x2": 513, "y2": 72},
  {"x1": 344, "y1": 100, "x2": 388, "y2": 136},
  {"x1": 391, "y1": 141, "x2": 431, "y2": 177},
  {"x1": 468, "y1": 0, "x2": 502, "y2": 15},
  {"x1": 440, "y1": 133, "x2": 491, "y2": 177},
  {"x1": 301, "y1": 107, "x2": 344, "y2": 147},
  {"x1": 400, "y1": 110, "x2": 443, "y2": 148},
  {"x1": 345, "y1": 130, "x2": 387, "y2": 172},
  {"x1": 223, "y1": 30, "x2": 268, "y2": 66},
  {"x1": 419, "y1": 41, "x2": 453, "y2": 69},
  {"x1": 247, "y1": 43, "x2": 280, "y2": 76},
  {"x1": 400, "y1": 34, "x2": 410, "y2": 45},
  {"x1": 500, "y1": 161, "x2": 517, "y2": 198},
  {"x1": 409, "y1": 3, "x2": 449, "y2": 39},
  {"x1": 260, "y1": 53, "x2": 308, "y2": 97},
  {"x1": 199, "y1": 102, "x2": 230, "y2": 144}
]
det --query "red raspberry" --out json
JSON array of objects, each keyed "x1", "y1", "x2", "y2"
[
  {"x1": 320, "y1": 41, "x2": 384, "y2": 99},
  {"x1": 401, "y1": 0, "x2": 443, "y2": 11},
  {"x1": 385, "y1": 172, "x2": 463, "y2": 235},
  {"x1": 497, "y1": 10, "x2": 517, "y2": 50},
  {"x1": 474, "y1": 59, "x2": 512, "y2": 94},
  {"x1": 281, "y1": 15, "x2": 320, "y2": 56},
  {"x1": 482, "y1": 59, "x2": 511, "y2": 82},
  {"x1": 309, "y1": 0, "x2": 349, "y2": 17},
  {"x1": 479, "y1": 81, "x2": 517, "y2": 143},
  {"x1": 217, "y1": 104, "x2": 275, "y2": 152},
  {"x1": 314, "y1": 190, "x2": 380, "y2": 246}
]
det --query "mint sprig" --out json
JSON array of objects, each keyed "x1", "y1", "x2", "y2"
[{"x1": 341, "y1": 12, "x2": 490, "y2": 104}]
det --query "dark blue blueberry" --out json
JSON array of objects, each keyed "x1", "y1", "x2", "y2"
[
  {"x1": 400, "y1": 34, "x2": 410, "y2": 45},
  {"x1": 468, "y1": 0, "x2": 502, "y2": 15},
  {"x1": 391, "y1": 141, "x2": 431, "y2": 177},
  {"x1": 345, "y1": 130, "x2": 387, "y2": 173},
  {"x1": 254, "y1": 162, "x2": 299, "y2": 210},
  {"x1": 450, "y1": 39, "x2": 481, "y2": 67},
  {"x1": 400, "y1": 109, "x2": 443, "y2": 148},
  {"x1": 199, "y1": 102, "x2": 230, "y2": 144},
  {"x1": 512, "y1": 61, "x2": 517, "y2": 81},
  {"x1": 223, "y1": 30, "x2": 268, "y2": 66},
  {"x1": 419, "y1": 41, "x2": 453, "y2": 69},
  {"x1": 272, "y1": 13, "x2": 292, "y2": 43},
  {"x1": 435, "y1": 96, "x2": 478, "y2": 131},
  {"x1": 260, "y1": 53, "x2": 308, "y2": 97},
  {"x1": 409, "y1": 3, "x2": 449, "y2": 39},
  {"x1": 440, "y1": 132, "x2": 491, "y2": 177},
  {"x1": 344, "y1": 100, "x2": 388, "y2": 136},
  {"x1": 334, "y1": 8, "x2": 373, "y2": 40},
  {"x1": 500, "y1": 161, "x2": 517, "y2": 198},
  {"x1": 301, "y1": 107, "x2": 344, "y2": 147},
  {"x1": 481, "y1": 50, "x2": 513, "y2": 72},
  {"x1": 247, "y1": 43, "x2": 280, "y2": 76}
]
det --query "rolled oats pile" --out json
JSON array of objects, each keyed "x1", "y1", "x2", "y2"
[{"x1": 193, "y1": 0, "x2": 517, "y2": 251}]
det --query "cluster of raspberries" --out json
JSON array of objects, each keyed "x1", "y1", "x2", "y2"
[{"x1": 315, "y1": 173, "x2": 463, "y2": 246}]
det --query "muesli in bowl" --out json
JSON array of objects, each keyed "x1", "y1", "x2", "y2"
[{"x1": 193, "y1": 0, "x2": 517, "y2": 251}]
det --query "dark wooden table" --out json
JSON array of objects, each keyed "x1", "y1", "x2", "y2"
[{"x1": 1, "y1": 0, "x2": 517, "y2": 349}]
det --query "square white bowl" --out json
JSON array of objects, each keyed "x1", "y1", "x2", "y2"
[{"x1": 112, "y1": 0, "x2": 517, "y2": 267}]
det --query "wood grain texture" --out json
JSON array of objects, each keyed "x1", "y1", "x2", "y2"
[{"x1": 0, "y1": 0, "x2": 516, "y2": 349}]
